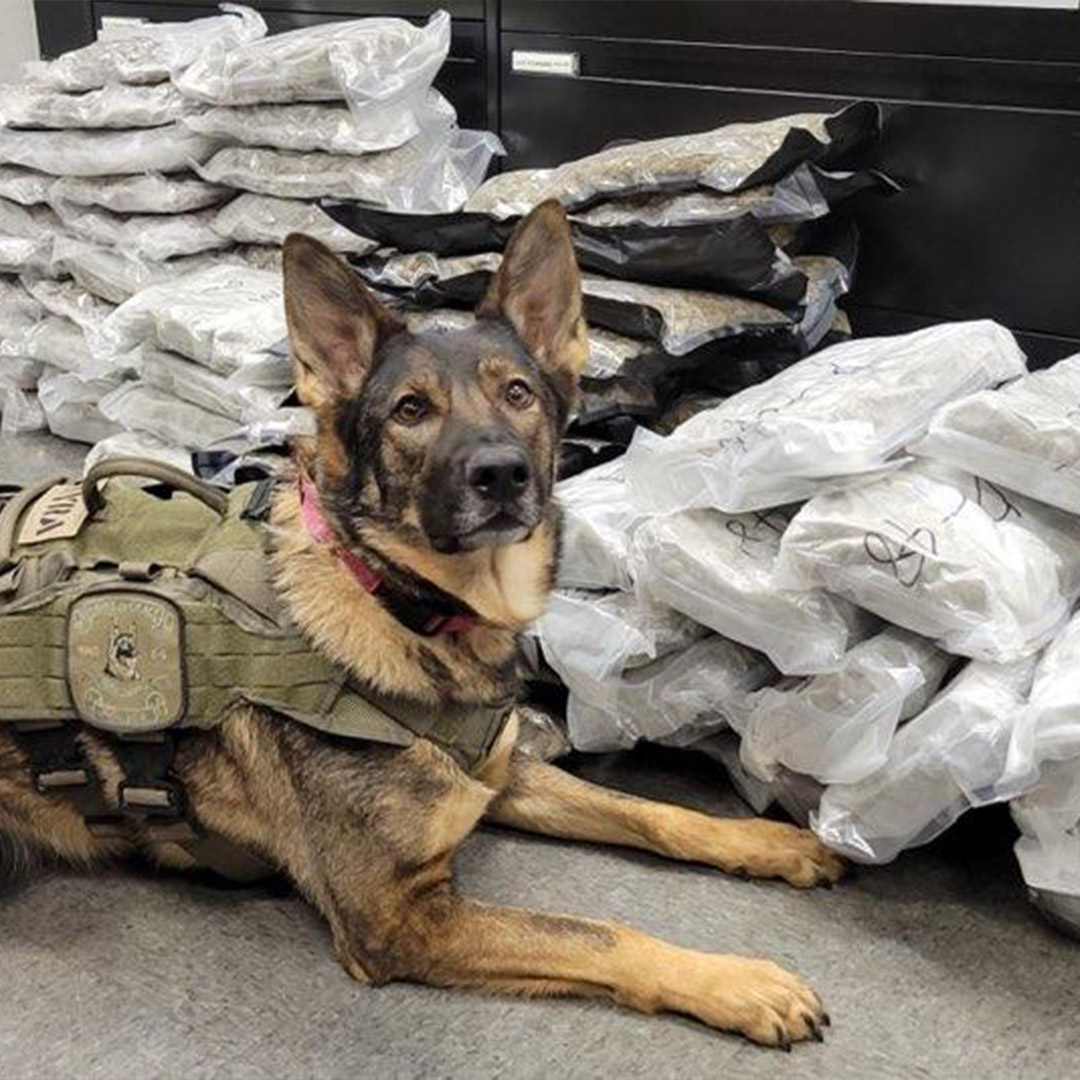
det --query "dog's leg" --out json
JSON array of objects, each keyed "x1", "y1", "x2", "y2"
[
  {"x1": 333, "y1": 880, "x2": 828, "y2": 1049},
  {"x1": 484, "y1": 756, "x2": 844, "y2": 888}
]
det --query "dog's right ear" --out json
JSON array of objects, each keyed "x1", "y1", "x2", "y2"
[{"x1": 283, "y1": 233, "x2": 403, "y2": 409}]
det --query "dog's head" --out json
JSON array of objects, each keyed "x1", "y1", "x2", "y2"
[{"x1": 283, "y1": 201, "x2": 585, "y2": 558}]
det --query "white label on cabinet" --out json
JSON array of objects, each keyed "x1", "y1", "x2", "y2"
[{"x1": 512, "y1": 50, "x2": 581, "y2": 78}]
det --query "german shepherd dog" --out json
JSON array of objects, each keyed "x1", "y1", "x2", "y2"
[{"x1": 0, "y1": 202, "x2": 843, "y2": 1048}]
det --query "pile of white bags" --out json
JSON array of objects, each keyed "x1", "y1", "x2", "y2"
[
  {"x1": 0, "y1": 5, "x2": 501, "y2": 465},
  {"x1": 540, "y1": 318, "x2": 1080, "y2": 925}
]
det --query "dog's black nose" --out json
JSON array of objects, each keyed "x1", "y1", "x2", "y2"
[{"x1": 467, "y1": 446, "x2": 531, "y2": 503}]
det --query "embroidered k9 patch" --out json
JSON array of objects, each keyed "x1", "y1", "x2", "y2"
[{"x1": 68, "y1": 592, "x2": 186, "y2": 733}]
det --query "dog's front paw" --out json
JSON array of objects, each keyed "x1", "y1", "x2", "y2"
[
  {"x1": 665, "y1": 954, "x2": 829, "y2": 1048},
  {"x1": 701, "y1": 818, "x2": 846, "y2": 888}
]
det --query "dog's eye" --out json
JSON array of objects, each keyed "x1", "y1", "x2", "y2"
[
  {"x1": 393, "y1": 394, "x2": 429, "y2": 426},
  {"x1": 505, "y1": 379, "x2": 535, "y2": 410}
]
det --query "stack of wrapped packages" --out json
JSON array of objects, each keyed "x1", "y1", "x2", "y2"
[
  {"x1": 323, "y1": 101, "x2": 890, "y2": 476},
  {"x1": 544, "y1": 318, "x2": 1080, "y2": 931},
  {"x1": 0, "y1": 5, "x2": 501, "y2": 475}
]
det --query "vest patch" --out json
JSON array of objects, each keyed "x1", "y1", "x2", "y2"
[
  {"x1": 68, "y1": 592, "x2": 186, "y2": 733},
  {"x1": 18, "y1": 483, "x2": 88, "y2": 545}
]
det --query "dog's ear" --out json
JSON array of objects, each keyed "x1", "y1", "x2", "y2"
[
  {"x1": 477, "y1": 200, "x2": 587, "y2": 394},
  {"x1": 283, "y1": 233, "x2": 403, "y2": 409}
]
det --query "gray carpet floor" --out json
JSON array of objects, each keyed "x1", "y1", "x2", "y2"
[{"x1": 2, "y1": 433, "x2": 1078, "y2": 1080}]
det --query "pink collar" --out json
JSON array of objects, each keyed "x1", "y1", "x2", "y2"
[{"x1": 298, "y1": 475, "x2": 476, "y2": 637}]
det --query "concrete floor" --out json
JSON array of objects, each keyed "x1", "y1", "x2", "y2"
[{"x1": 2, "y1": 432, "x2": 1079, "y2": 1080}]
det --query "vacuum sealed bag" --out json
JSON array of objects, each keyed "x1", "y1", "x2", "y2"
[
  {"x1": 24, "y1": 5, "x2": 266, "y2": 92},
  {"x1": 0, "y1": 196, "x2": 64, "y2": 239},
  {"x1": 0, "y1": 375, "x2": 44, "y2": 433},
  {"x1": 183, "y1": 90, "x2": 455, "y2": 156},
  {"x1": 99, "y1": 380, "x2": 241, "y2": 449},
  {"x1": 1013, "y1": 756, "x2": 1080, "y2": 907},
  {"x1": 555, "y1": 457, "x2": 645, "y2": 591},
  {"x1": 464, "y1": 102, "x2": 879, "y2": 217},
  {"x1": 565, "y1": 635, "x2": 777, "y2": 752},
  {"x1": 93, "y1": 263, "x2": 285, "y2": 374},
  {"x1": 536, "y1": 589, "x2": 705, "y2": 686},
  {"x1": 0, "y1": 315, "x2": 101, "y2": 377},
  {"x1": 626, "y1": 320, "x2": 1027, "y2": 514},
  {"x1": 135, "y1": 344, "x2": 292, "y2": 423},
  {"x1": 50, "y1": 173, "x2": 231, "y2": 215},
  {"x1": 0, "y1": 82, "x2": 197, "y2": 130},
  {"x1": 0, "y1": 124, "x2": 221, "y2": 177},
  {"x1": 24, "y1": 278, "x2": 116, "y2": 332},
  {"x1": 572, "y1": 165, "x2": 888, "y2": 229},
  {"x1": 51, "y1": 203, "x2": 230, "y2": 262},
  {"x1": 912, "y1": 353, "x2": 1080, "y2": 515},
  {"x1": 814, "y1": 655, "x2": 1040, "y2": 863},
  {"x1": 196, "y1": 128, "x2": 502, "y2": 212},
  {"x1": 84, "y1": 429, "x2": 194, "y2": 476},
  {"x1": 176, "y1": 9, "x2": 449, "y2": 113},
  {"x1": 211, "y1": 193, "x2": 377, "y2": 254},
  {"x1": 37, "y1": 367, "x2": 125, "y2": 444},
  {"x1": 0, "y1": 275, "x2": 43, "y2": 333},
  {"x1": 777, "y1": 462, "x2": 1080, "y2": 663},
  {"x1": 329, "y1": 202, "x2": 807, "y2": 305},
  {"x1": 0, "y1": 235, "x2": 58, "y2": 277},
  {"x1": 737, "y1": 628, "x2": 952, "y2": 785},
  {"x1": 1003, "y1": 610, "x2": 1080, "y2": 796},
  {"x1": 0, "y1": 165, "x2": 53, "y2": 205},
  {"x1": 632, "y1": 507, "x2": 878, "y2": 675},
  {"x1": 52, "y1": 239, "x2": 240, "y2": 304}
]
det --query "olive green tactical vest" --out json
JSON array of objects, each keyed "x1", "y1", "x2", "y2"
[{"x1": 0, "y1": 461, "x2": 510, "y2": 771}]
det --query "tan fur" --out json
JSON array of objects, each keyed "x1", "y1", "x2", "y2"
[{"x1": 0, "y1": 206, "x2": 845, "y2": 1049}]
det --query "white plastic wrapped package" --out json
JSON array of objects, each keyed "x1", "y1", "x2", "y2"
[
  {"x1": 465, "y1": 103, "x2": 875, "y2": 216},
  {"x1": 211, "y1": 193, "x2": 377, "y2": 254},
  {"x1": 777, "y1": 462, "x2": 1080, "y2": 663},
  {"x1": 0, "y1": 316, "x2": 102, "y2": 377},
  {"x1": 135, "y1": 344, "x2": 292, "y2": 423},
  {"x1": 912, "y1": 353, "x2": 1080, "y2": 515},
  {"x1": 84, "y1": 429, "x2": 194, "y2": 476},
  {"x1": 631, "y1": 507, "x2": 879, "y2": 675},
  {"x1": 24, "y1": 5, "x2": 266, "y2": 92},
  {"x1": 536, "y1": 589, "x2": 705, "y2": 686},
  {"x1": 0, "y1": 82, "x2": 197, "y2": 130},
  {"x1": 1013, "y1": 757, "x2": 1080, "y2": 903},
  {"x1": 0, "y1": 125, "x2": 221, "y2": 178},
  {"x1": 564, "y1": 635, "x2": 777, "y2": 752},
  {"x1": 737, "y1": 628, "x2": 953, "y2": 785},
  {"x1": 51, "y1": 203, "x2": 230, "y2": 262},
  {"x1": 1, "y1": 355, "x2": 43, "y2": 390},
  {"x1": 50, "y1": 173, "x2": 231, "y2": 215},
  {"x1": 0, "y1": 235, "x2": 57, "y2": 277},
  {"x1": 0, "y1": 197, "x2": 64, "y2": 239},
  {"x1": 0, "y1": 165, "x2": 53, "y2": 205},
  {"x1": 99, "y1": 381, "x2": 240, "y2": 450},
  {"x1": 626, "y1": 320, "x2": 1027, "y2": 514},
  {"x1": 572, "y1": 163, "x2": 836, "y2": 229},
  {"x1": 183, "y1": 90, "x2": 455, "y2": 155},
  {"x1": 0, "y1": 276, "x2": 43, "y2": 336},
  {"x1": 37, "y1": 367, "x2": 125, "y2": 444},
  {"x1": 814, "y1": 655, "x2": 1040, "y2": 863},
  {"x1": 0, "y1": 374, "x2": 45, "y2": 433},
  {"x1": 1004, "y1": 610, "x2": 1080, "y2": 796},
  {"x1": 92, "y1": 264, "x2": 284, "y2": 373},
  {"x1": 176, "y1": 10, "x2": 448, "y2": 113},
  {"x1": 24, "y1": 278, "x2": 115, "y2": 333},
  {"x1": 51, "y1": 239, "x2": 244, "y2": 304},
  {"x1": 195, "y1": 128, "x2": 502, "y2": 212},
  {"x1": 555, "y1": 458, "x2": 645, "y2": 591}
]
